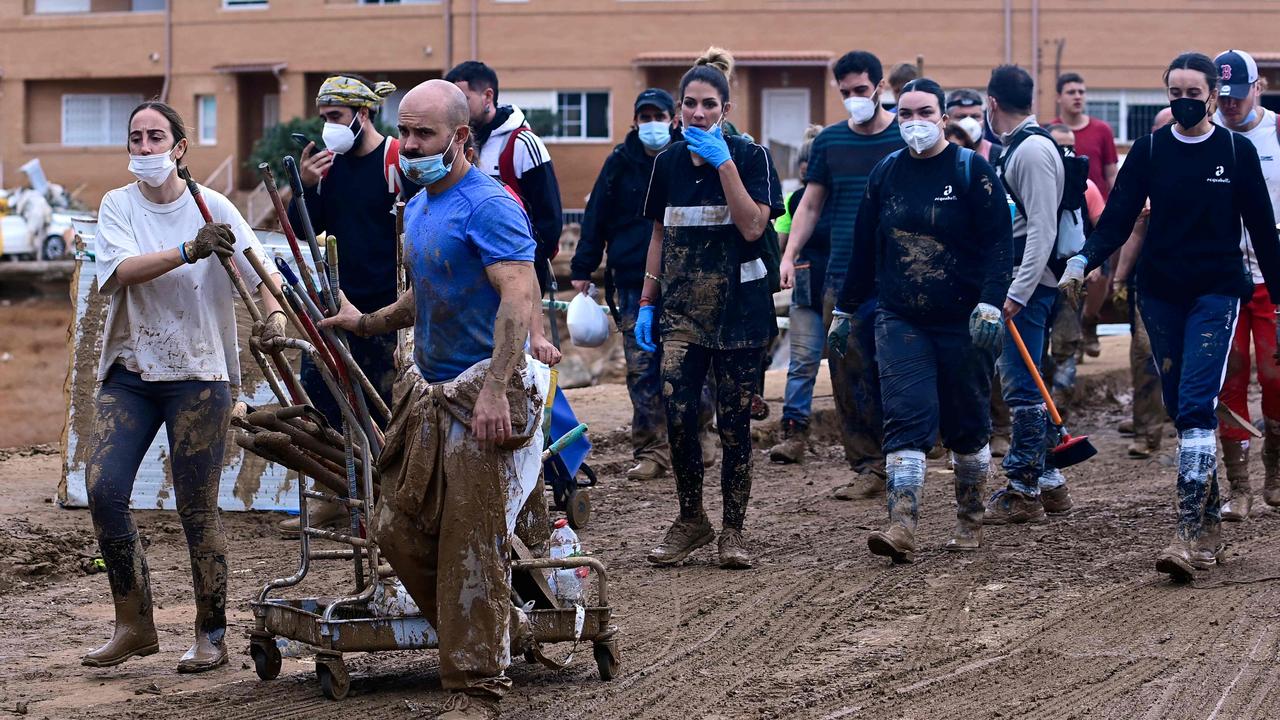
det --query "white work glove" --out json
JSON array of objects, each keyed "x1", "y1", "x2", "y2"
[
  {"x1": 968, "y1": 303, "x2": 1002, "y2": 352},
  {"x1": 1057, "y1": 254, "x2": 1088, "y2": 309}
]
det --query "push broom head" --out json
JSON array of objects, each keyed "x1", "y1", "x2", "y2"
[{"x1": 1048, "y1": 433, "x2": 1097, "y2": 469}]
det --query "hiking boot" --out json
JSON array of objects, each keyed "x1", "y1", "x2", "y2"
[
  {"x1": 867, "y1": 525, "x2": 916, "y2": 564},
  {"x1": 277, "y1": 499, "x2": 348, "y2": 540},
  {"x1": 1262, "y1": 418, "x2": 1280, "y2": 507},
  {"x1": 990, "y1": 434, "x2": 1011, "y2": 458},
  {"x1": 750, "y1": 394, "x2": 770, "y2": 421},
  {"x1": 647, "y1": 515, "x2": 715, "y2": 566},
  {"x1": 832, "y1": 471, "x2": 885, "y2": 501},
  {"x1": 717, "y1": 528, "x2": 752, "y2": 569},
  {"x1": 769, "y1": 420, "x2": 808, "y2": 464},
  {"x1": 1221, "y1": 439, "x2": 1252, "y2": 522},
  {"x1": 1040, "y1": 484, "x2": 1074, "y2": 514},
  {"x1": 1083, "y1": 323, "x2": 1101, "y2": 358},
  {"x1": 1118, "y1": 419, "x2": 1136, "y2": 437},
  {"x1": 1127, "y1": 437, "x2": 1161, "y2": 459},
  {"x1": 438, "y1": 692, "x2": 500, "y2": 720},
  {"x1": 983, "y1": 489, "x2": 1047, "y2": 525},
  {"x1": 1155, "y1": 538, "x2": 1196, "y2": 584},
  {"x1": 82, "y1": 535, "x2": 159, "y2": 668},
  {"x1": 625, "y1": 459, "x2": 667, "y2": 481}
]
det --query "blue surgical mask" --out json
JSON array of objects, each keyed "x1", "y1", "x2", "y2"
[
  {"x1": 399, "y1": 134, "x2": 457, "y2": 186},
  {"x1": 638, "y1": 121, "x2": 671, "y2": 150}
]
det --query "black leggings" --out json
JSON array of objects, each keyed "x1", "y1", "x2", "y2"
[{"x1": 662, "y1": 341, "x2": 762, "y2": 529}]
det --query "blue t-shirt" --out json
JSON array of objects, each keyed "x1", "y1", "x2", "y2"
[{"x1": 405, "y1": 166, "x2": 537, "y2": 382}]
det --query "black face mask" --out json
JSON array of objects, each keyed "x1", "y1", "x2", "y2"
[{"x1": 1170, "y1": 97, "x2": 1207, "y2": 129}]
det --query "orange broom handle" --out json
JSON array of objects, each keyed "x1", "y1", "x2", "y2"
[{"x1": 1003, "y1": 317, "x2": 1065, "y2": 426}]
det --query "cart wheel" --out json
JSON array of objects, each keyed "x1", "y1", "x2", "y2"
[
  {"x1": 316, "y1": 655, "x2": 350, "y2": 701},
  {"x1": 567, "y1": 488, "x2": 592, "y2": 530},
  {"x1": 593, "y1": 638, "x2": 620, "y2": 681},
  {"x1": 250, "y1": 638, "x2": 282, "y2": 681}
]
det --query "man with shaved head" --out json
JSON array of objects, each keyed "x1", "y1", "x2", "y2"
[{"x1": 323, "y1": 78, "x2": 547, "y2": 720}]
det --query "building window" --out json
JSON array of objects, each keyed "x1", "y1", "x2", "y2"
[
  {"x1": 262, "y1": 94, "x2": 280, "y2": 134},
  {"x1": 61, "y1": 94, "x2": 143, "y2": 146},
  {"x1": 222, "y1": 0, "x2": 267, "y2": 8},
  {"x1": 33, "y1": 0, "x2": 90, "y2": 13},
  {"x1": 131, "y1": 0, "x2": 166, "y2": 10},
  {"x1": 197, "y1": 95, "x2": 218, "y2": 145},
  {"x1": 1085, "y1": 90, "x2": 1168, "y2": 143},
  {"x1": 501, "y1": 90, "x2": 610, "y2": 141},
  {"x1": 359, "y1": 0, "x2": 436, "y2": 4}
]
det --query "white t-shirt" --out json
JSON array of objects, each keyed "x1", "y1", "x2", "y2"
[
  {"x1": 1225, "y1": 109, "x2": 1280, "y2": 283},
  {"x1": 95, "y1": 182, "x2": 268, "y2": 384}
]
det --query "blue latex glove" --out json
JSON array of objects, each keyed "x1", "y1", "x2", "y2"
[
  {"x1": 968, "y1": 302, "x2": 1002, "y2": 352},
  {"x1": 683, "y1": 125, "x2": 731, "y2": 168},
  {"x1": 1057, "y1": 254, "x2": 1088, "y2": 309},
  {"x1": 635, "y1": 305, "x2": 657, "y2": 352}
]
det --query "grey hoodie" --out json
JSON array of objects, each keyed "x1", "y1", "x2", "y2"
[{"x1": 1000, "y1": 115, "x2": 1064, "y2": 305}]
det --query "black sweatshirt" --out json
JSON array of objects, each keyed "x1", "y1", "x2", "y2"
[
  {"x1": 1082, "y1": 125, "x2": 1280, "y2": 303},
  {"x1": 838, "y1": 143, "x2": 1013, "y2": 324}
]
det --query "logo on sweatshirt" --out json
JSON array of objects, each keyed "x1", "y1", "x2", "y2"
[
  {"x1": 934, "y1": 184, "x2": 957, "y2": 202},
  {"x1": 1207, "y1": 165, "x2": 1231, "y2": 184}
]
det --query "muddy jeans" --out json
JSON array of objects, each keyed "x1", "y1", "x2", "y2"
[
  {"x1": 301, "y1": 332, "x2": 397, "y2": 431},
  {"x1": 1219, "y1": 284, "x2": 1280, "y2": 442},
  {"x1": 617, "y1": 286, "x2": 670, "y2": 467},
  {"x1": 1140, "y1": 292, "x2": 1240, "y2": 432},
  {"x1": 998, "y1": 284, "x2": 1059, "y2": 494},
  {"x1": 663, "y1": 340, "x2": 761, "y2": 529},
  {"x1": 85, "y1": 365, "x2": 231, "y2": 634},
  {"x1": 829, "y1": 291, "x2": 885, "y2": 477},
  {"x1": 781, "y1": 291, "x2": 833, "y2": 428},
  {"x1": 1130, "y1": 291, "x2": 1166, "y2": 442}
]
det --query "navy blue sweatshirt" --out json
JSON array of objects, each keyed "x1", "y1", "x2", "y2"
[
  {"x1": 1081, "y1": 124, "x2": 1280, "y2": 303},
  {"x1": 838, "y1": 144, "x2": 1013, "y2": 323}
]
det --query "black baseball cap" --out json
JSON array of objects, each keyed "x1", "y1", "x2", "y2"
[
  {"x1": 634, "y1": 88, "x2": 675, "y2": 115},
  {"x1": 945, "y1": 88, "x2": 984, "y2": 109},
  {"x1": 1215, "y1": 50, "x2": 1259, "y2": 99}
]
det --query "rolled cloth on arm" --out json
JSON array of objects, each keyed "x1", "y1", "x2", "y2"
[{"x1": 316, "y1": 75, "x2": 397, "y2": 108}]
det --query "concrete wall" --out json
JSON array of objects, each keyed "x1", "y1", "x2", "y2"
[{"x1": 5, "y1": 0, "x2": 1280, "y2": 208}]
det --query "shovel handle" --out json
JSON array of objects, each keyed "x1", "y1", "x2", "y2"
[{"x1": 1003, "y1": 317, "x2": 1065, "y2": 426}]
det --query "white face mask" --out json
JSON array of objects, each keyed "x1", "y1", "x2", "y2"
[
  {"x1": 956, "y1": 116, "x2": 984, "y2": 144},
  {"x1": 900, "y1": 119, "x2": 943, "y2": 153},
  {"x1": 844, "y1": 96, "x2": 877, "y2": 124},
  {"x1": 128, "y1": 151, "x2": 177, "y2": 188},
  {"x1": 322, "y1": 116, "x2": 360, "y2": 155}
]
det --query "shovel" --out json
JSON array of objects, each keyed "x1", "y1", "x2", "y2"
[{"x1": 1004, "y1": 318, "x2": 1098, "y2": 468}]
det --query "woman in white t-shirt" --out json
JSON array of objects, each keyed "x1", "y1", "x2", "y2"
[{"x1": 81, "y1": 101, "x2": 286, "y2": 673}]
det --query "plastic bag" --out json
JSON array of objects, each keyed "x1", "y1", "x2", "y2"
[{"x1": 566, "y1": 284, "x2": 610, "y2": 348}]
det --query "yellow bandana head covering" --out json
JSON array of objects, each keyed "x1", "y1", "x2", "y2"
[{"x1": 316, "y1": 75, "x2": 397, "y2": 109}]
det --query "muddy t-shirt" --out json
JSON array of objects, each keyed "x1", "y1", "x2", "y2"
[
  {"x1": 405, "y1": 166, "x2": 536, "y2": 383},
  {"x1": 840, "y1": 144, "x2": 1013, "y2": 324},
  {"x1": 643, "y1": 136, "x2": 783, "y2": 349}
]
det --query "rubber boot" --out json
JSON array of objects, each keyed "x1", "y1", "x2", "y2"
[
  {"x1": 1220, "y1": 439, "x2": 1252, "y2": 521},
  {"x1": 1159, "y1": 429, "x2": 1215, "y2": 583},
  {"x1": 178, "y1": 551, "x2": 228, "y2": 673},
  {"x1": 867, "y1": 451, "x2": 923, "y2": 564},
  {"x1": 946, "y1": 447, "x2": 988, "y2": 551},
  {"x1": 82, "y1": 534, "x2": 159, "y2": 667},
  {"x1": 1263, "y1": 418, "x2": 1280, "y2": 507}
]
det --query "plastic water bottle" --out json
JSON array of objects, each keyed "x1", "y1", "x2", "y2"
[{"x1": 548, "y1": 519, "x2": 590, "y2": 606}]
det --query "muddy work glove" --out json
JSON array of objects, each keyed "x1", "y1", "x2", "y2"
[
  {"x1": 183, "y1": 223, "x2": 236, "y2": 264},
  {"x1": 1057, "y1": 254, "x2": 1088, "y2": 309},
  {"x1": 828, "y1": 310, "x2": 854, "y2": 359},
  {"x1": 252, "y1": 310, "x2": 288, "y2": 352},
  {"x1": 683, "y1": 125, "x2": 731, "y2": 168},
  {"x1": 635, "y1": 304, "x2": 658, "y2": 352},
  {"x1": 968, "y1": 303, "x2": 1002, "y2": 352}
]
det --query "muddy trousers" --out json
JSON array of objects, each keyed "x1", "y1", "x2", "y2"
[
  {"x1": 1219, "y1": 284, "x2": 1280, "y2": 443},
  {"x1": 829, "y1": 293, "x2": 885, "y2": 477},
  {"x1": 663, "y1": 340, "x2": 761, "y2": 530},
  {"x1": 1130, "y1": 291, "x2": 1167, "y2": 444},
  {"x1": 376, "y1": 419, "x2": 517, "y2": 700},
  {"x1": 618, "y1": 286, "x2": 671, "y2": 467},
  {"x1": 85, "y1": 365, "x2": 231, "y2": 638},
  {"x1": 1047, "y1": 291, "x2": 1083, "y2": 394},
  {"x1": 998, "y1": 285, "x2": 1061, "y2": 495}
]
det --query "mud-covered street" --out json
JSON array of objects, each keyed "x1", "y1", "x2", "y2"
[{"x1": 3, "y1": 357, "x2": 1280, "y2": 719}]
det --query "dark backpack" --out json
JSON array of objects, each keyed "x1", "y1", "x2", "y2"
[
  {"x1": 995, "y1": 125, "x2": 1088, "y2": 275},
  {"x1": 874, "y1": 145, "x2": 977, "y2": 193}
]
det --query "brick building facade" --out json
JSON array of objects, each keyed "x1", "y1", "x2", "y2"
[{"x1": 4, "y1": 0, "x2": 1280, "y2": 214}]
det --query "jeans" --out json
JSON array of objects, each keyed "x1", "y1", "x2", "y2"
[
  {"x1": 618, "y1": 286, "x2": 671, "y2": 466},
  {"x1": 875, "y1": 309, "x2": 995, "y2": 456},
  {"x1": 1219, "y1": 284, "x2": 1280, "y2": 442},
  {"x1": 998, "y1": 284, "x2": 1059, "y2": 492},
  {"x1": 662, "y1": 340, "x2": 762, "y2": 529},
  {"x1": 781, "y1": 298, "x2": 831, "y2": 426},
  {"x1": 1140, "y1": 292, "x2": 1240, "y2": 432},
  {"x1": 830, "y1": 292, "x2": 885, "y2": 476},
  {"x1": 300, "y1": 332, "x2": 397, "y2": 432}
]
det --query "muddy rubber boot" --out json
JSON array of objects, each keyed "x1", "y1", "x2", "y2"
[
  {"x1": 1161, "y1": 429, "x2": 1216, "y2": 584},
  {"x1": 1155, "y1": 537, "x2": 1196, "y2": 583},
  {"x1": 82, "y1": 534, "x2": 159, "y2": 667},
  {"x1": 178, "y1": 551, "x2": 228, "y2": 673},
  {"x1": 1192, "y1": 520, "x2": 1225, "y2": 570},
  {"x1": 1083, "y1": 321, "x2": 1101, "y2": 358},
  {"x1": 717, "y1": 528, "x2": 752, "y2": 570},
  {"x1": 647, "y1": 514, "x2": 715, "y2": 566},
  {"x1": 277, "y1": 498, "x2": 347, "y2": 540},
  {"x1": 946, "y1": 448, "x2": 987, "y2": 552},
  {"x1": 832, "y1": 470, "x2": 886, "y2": 501},
  {"x1": 1262, "y1": 418, "x2": 1280, "y2": 507},
  {"x1": 768, "y1": 419, "x2": 809, "y2": 465},
  {"x1": 438, "y1": 692, "x2": 500, "y2": 720},
  {"x1": 1220, "y1": 440, "x2": 1252, "y2": 522},
  {"x1": 867, "y1": 451, "x2": 922, "y2": 564}
]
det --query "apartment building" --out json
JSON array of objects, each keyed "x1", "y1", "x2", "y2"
[{"x1": 3, "y1": 0, "x2": 1280, "y2": 214}]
